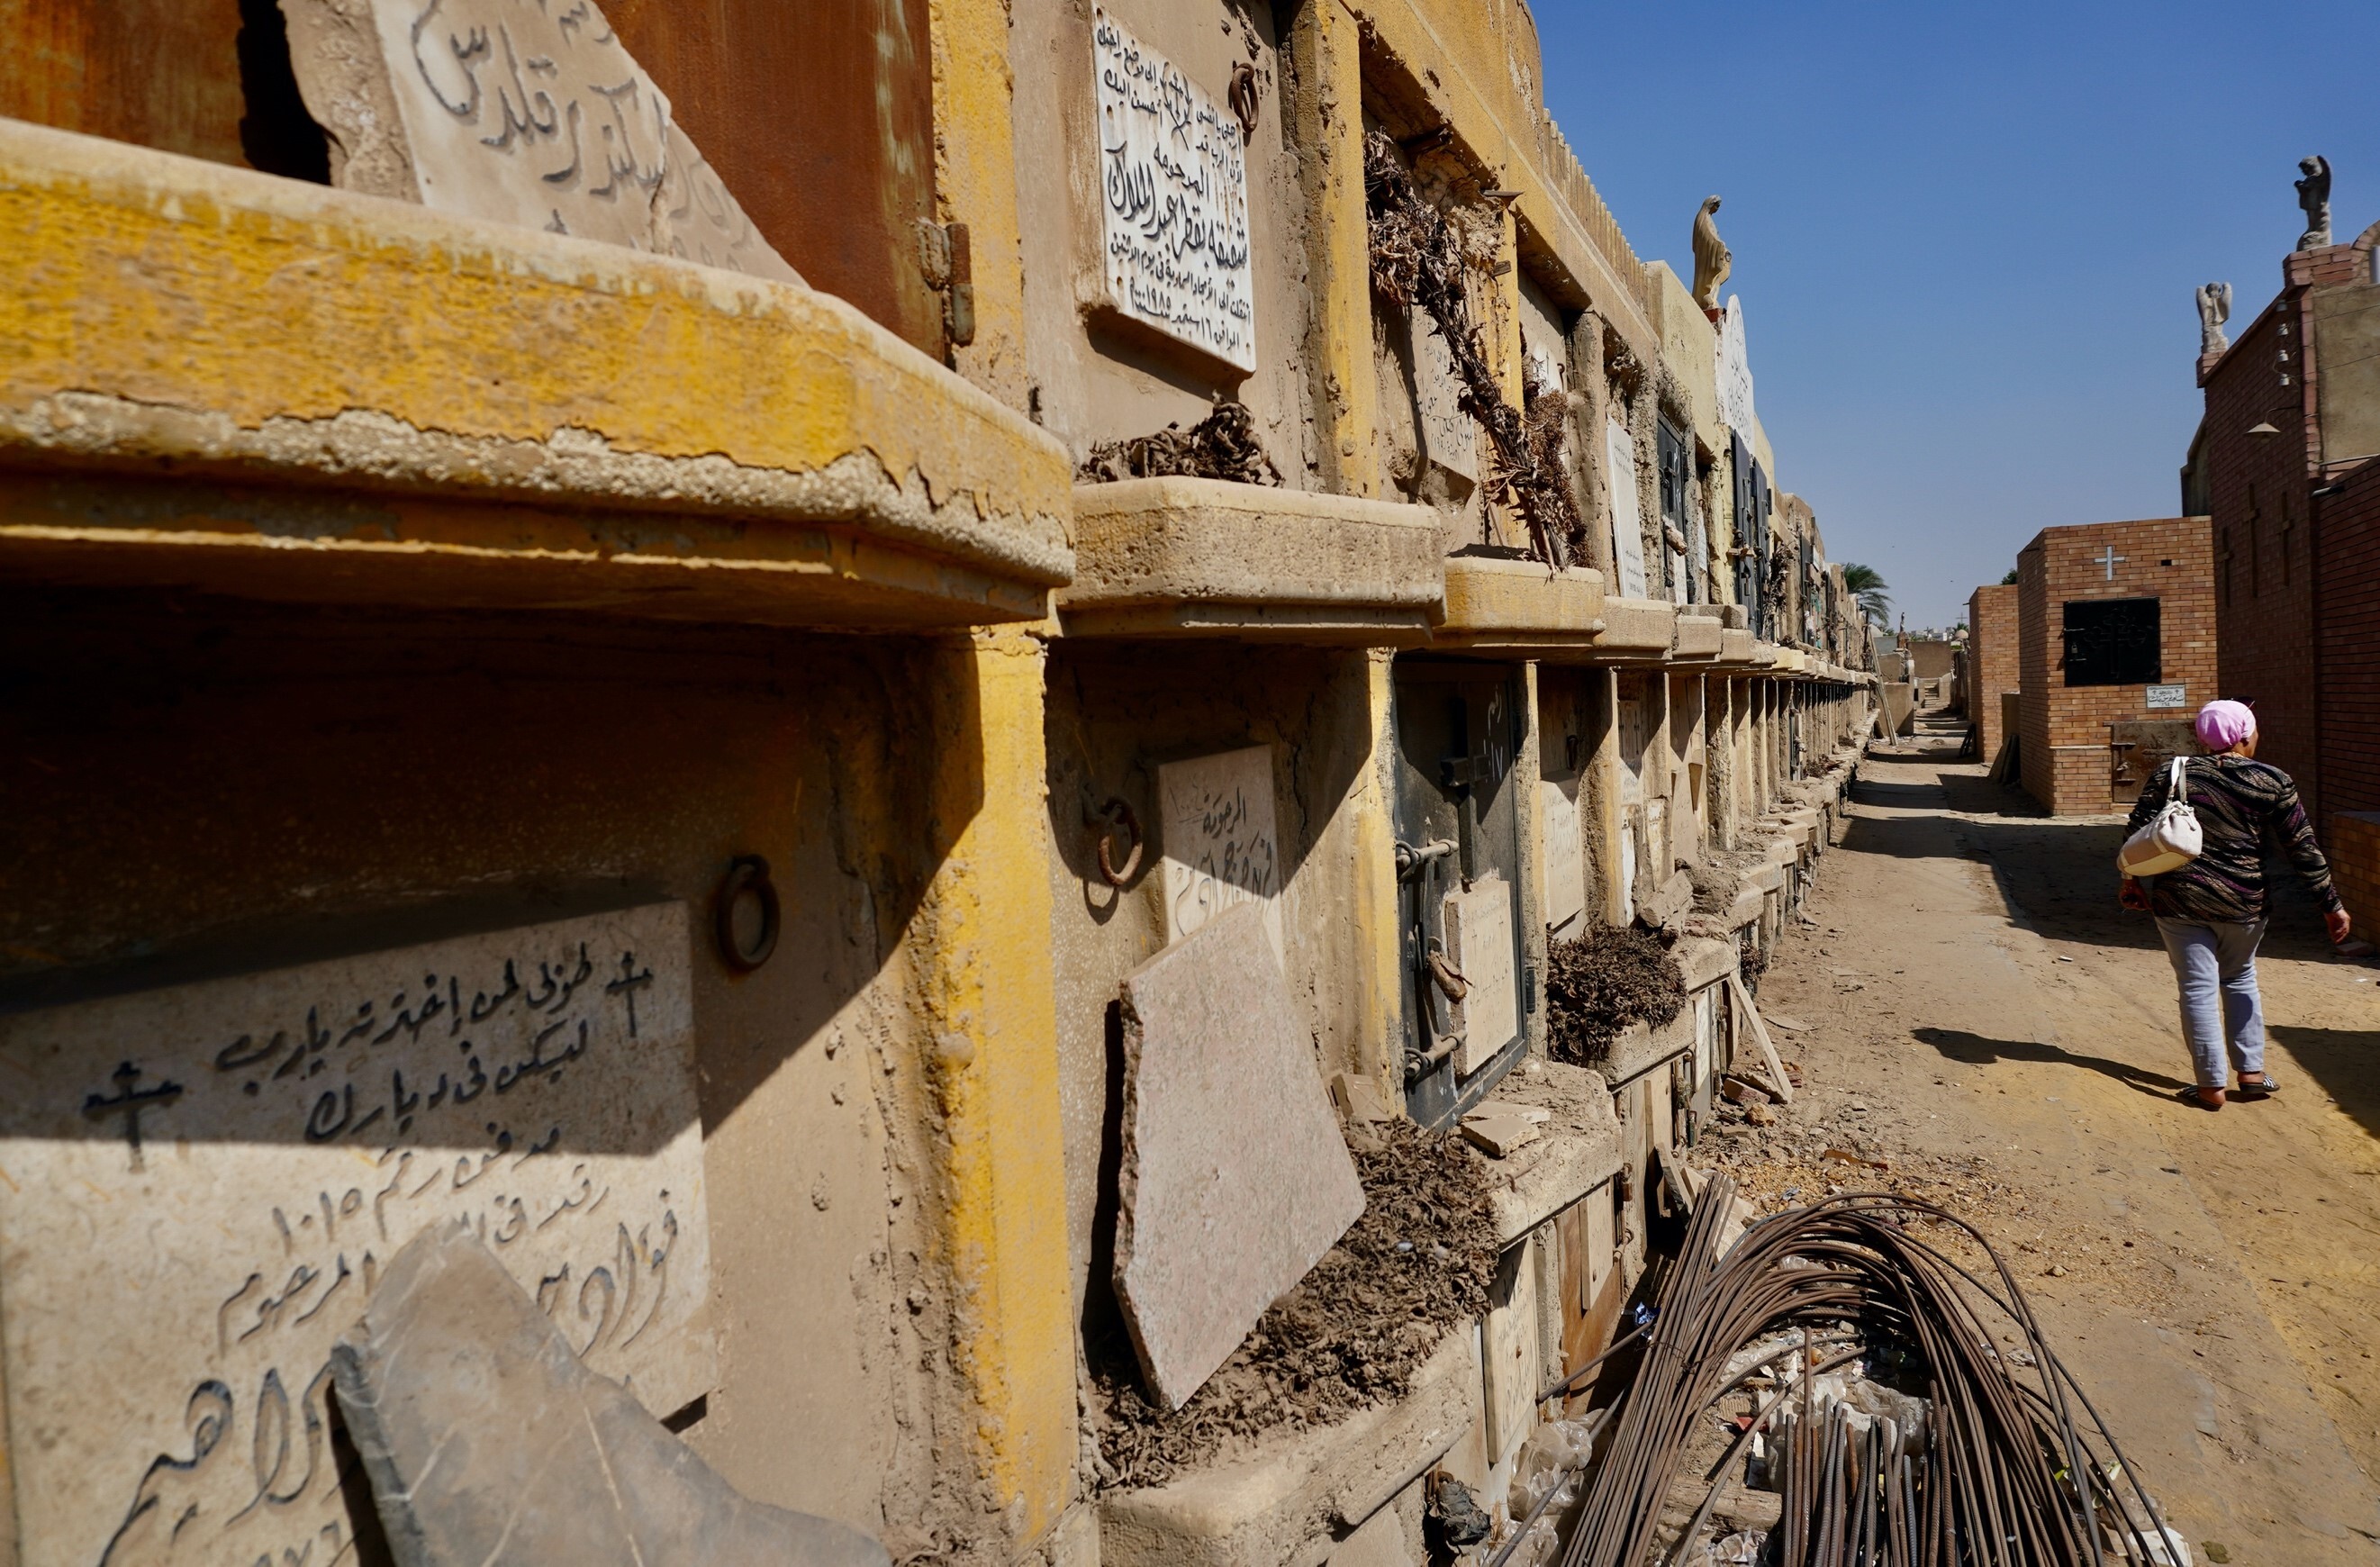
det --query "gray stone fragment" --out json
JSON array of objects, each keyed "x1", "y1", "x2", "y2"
[
  {"x1": 332, "y1": 1224, "x2": 887, "y2": 1567},
  {"x1": 1114, "y1": 903, "x2": 1365, "y2": 1409}
]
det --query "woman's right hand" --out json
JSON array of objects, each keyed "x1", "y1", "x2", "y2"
[
  {"x1": 2327, "y1": 908, "x2": 2354, "y2": 945},
  {"x1": 2118, "y1": 876, "x2": 2150, "y2": 913}
]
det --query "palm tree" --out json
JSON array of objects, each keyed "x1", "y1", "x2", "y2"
[{"x1": 1841, "y1": 563, "x2": 1891, "y2": 628}]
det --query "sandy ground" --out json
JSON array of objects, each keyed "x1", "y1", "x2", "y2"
[{"x1": 1716, "y1": 714, "x2": 2380, "y2": 1564}]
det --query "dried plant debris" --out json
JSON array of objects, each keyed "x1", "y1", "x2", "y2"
[
  {"x1": 1738, "y1": 929, "x2": 1769, "y2": 991},
  {"x1": 1363, "y1": 131, "x2": 1585, "y2": 568},
  {"x1": 1544, "y1": 925, "x2": 1686, "y2": 1064},
  {"x1": 1090, "y1": 1119, "x2": 1498, "y2": 1490},
  {"x1": 1688, "y1": 849, "x2": 1760, "y2": 915},
  {"x1": 1078, "y1": 400, "x2": 1281, "y2": 486}
]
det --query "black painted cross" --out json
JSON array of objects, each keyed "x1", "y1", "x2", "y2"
[{"x1": 82, "y1": 1060, "x2": 184, "y2": 1173}]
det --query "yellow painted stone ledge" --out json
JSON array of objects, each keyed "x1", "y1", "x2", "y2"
[
  {"x1": 0, "y1": 118, "x2": 1074, "y2": 610},
  {"x1": 1428, "y1": 553, "x2": 1605, "y2": 655},
  {"x1": 1058, "y1": 476, "x2": 1442, "y2": 641}
]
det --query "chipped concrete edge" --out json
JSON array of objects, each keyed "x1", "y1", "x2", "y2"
[
  {"x1": 1063, "y1": 476, "x2": 1443, "y2": 609},
  {"x1": 0, "y1": 394, "x2": 1075, "y2": 587},
  {"x1": 0, "y1": 117, "x2": 1075, "y2": 590}
]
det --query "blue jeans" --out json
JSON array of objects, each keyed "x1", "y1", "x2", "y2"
[{"x1": 2154, "y1": 918, "x2": 2268, "y2": 1088}]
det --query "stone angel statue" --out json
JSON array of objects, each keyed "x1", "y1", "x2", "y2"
[
  {"x1": 1691, "y1": 195, "x2": 1731, "y2": 314},
  {"x1": 2297, "y1": 155, "x2": 2332, "y2": 250},
  {"x1": 2195, "y1": 282, "x2": 2231, "y2": 358}
]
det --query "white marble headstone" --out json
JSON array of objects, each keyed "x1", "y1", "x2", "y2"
[
  {"x1": 1158, "y1": 745, "x2": 1284, "y2": 961},
  {"x1": 1446, "y1": 875, "x2": 1519, "y2": 1074},
  {"x1": 1606, "y1": 416, "x2": 1649, "y2": 599},
  {"x1": 1090, "y1": 7, "x2": 1257, "y2": 372},
  {"x1": 0, "y1": 903, "x2": 711, "y2": 1567},
  {"x1": 1539, "y1": 776, "x2": 1587, "y2": 937},
  {"x1": 283, "y1": 0, "x2": 801, "y2": 282},
  {"x1": 1715, "y1": 298, "x2": 1755, "y2": 436},
  {"x1": 1414, "y1": 316, "x2": 1481, "y2": 484}
]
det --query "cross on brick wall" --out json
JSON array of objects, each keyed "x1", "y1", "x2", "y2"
[{"x1": 2094, "y1": 545, "x2": 2126, "y2": 580}]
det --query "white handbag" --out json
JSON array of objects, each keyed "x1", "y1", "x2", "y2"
[{"x1": 2117, "y1": 756, "x2": 2203, "y2": 877}]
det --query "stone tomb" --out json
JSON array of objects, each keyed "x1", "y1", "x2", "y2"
[
  {"x1": 1157, "y1": 744, "x2": 1285, "y2": 960},
  {"x1": 281, "y1": 0, "x2": 801, "y2": 281},
  {"x1": 0, "y1": 903, "x2": 710, "y2": 1567},
  {"x1": 1090, "y1": 7, "x2": 1257, "y2": 372},
  {"x1": 1113, "y1": 905, "x2": 1363, "y2": 1408}
]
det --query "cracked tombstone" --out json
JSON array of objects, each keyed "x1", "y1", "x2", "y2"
[
  {"x1": 0, "y1": 903, "x2": 716, "y2": 1567},
  {"x1": 279, "y1": 0, "x2": 801, "y2": 282},
  {"x1": 334, "y1": 1223, "x2": 889, "y2": 1567},
  {"x1": 1113, "y1": 903, "x2": 1365, "y2": 1408}
]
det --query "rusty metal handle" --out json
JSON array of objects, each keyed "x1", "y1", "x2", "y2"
[
  {"x1": 716, "y1": 855, "x2": 780, "y2": 972},
  {"x1": 1091, "y1": 798, "x2": 1144, "y2": 887}
]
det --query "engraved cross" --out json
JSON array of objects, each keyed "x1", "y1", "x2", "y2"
[{"x1": 82, "y1": 1060, "x2": 185, "y2": 1173}]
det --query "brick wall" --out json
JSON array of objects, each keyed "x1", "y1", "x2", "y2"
[
  {"x1": 2333, "y1": 813, "x2": 2380, "y2": 945},
  {"x1": 2317, "y1": 457, "x2": 2380, "y2": 820},
  {"x1": 2016, "y1": 518, "x2": 2217, "y2": 814},
  {"x1": 1966, "y1": 584, "x2": 2018, "y2": 765},
  {"x1": 2204, "y1": 285, "x2": 2322, "y2": 815}
]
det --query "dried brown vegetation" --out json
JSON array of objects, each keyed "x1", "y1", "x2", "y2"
[
  {"x1": 1362, "y1": 131, "x2": 1585, "y2": 567},
  {"x1": 1543, "y1": 924, "x2": 1686, "y2": 1064},
  {"x1": 1090, "y1": 1120, "x2": 1497, "y2": 1490},
  {"x1": 1078, "y1": 400, "x2": 1281, "y2": 486}
]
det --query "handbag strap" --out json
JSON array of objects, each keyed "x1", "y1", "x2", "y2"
[{"x1": 2168, "y1": 755, "x2": 2188, "y2": 800}]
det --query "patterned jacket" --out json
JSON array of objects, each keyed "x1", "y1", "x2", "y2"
[{"x1": 2124, "y1": 755, "x2": 2342, "y2": 922}]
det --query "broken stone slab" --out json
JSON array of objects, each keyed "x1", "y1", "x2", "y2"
[
  {"x1": 1458, "y1": 1114, "x2": 1543, "y2": 1159},
  {"x1": 1633, "y1": 867, "x2": 1697, "y2": 932},
  {"x1": 1673, "y1": 933, "x2": 1736, "y2": 992},
  {"x1": 1114, "y1": 903, "x2": 1366, "y2": 1409},
  {"x1": 333, "y1": 1224, "x2": 888, "y2": 1567},
  {"x1": 1331, "y1": 1072, "x2": 1399, "y2": 1124},
  {"x1": 1463, "y1": 1099, "x2": 1553, "y2": 1126},
  {"x1": 281, "y1": 0, "x2": 801, "y2": 283}
]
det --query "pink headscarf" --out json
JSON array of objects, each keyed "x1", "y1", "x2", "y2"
[{"x1": 2195, "y1": 699, "x2": 2257, "y2": 752}]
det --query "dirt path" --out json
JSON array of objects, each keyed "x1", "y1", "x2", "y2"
[{"x1": 1720, "y1": 716, "x2": 2380, "y2": 1564}]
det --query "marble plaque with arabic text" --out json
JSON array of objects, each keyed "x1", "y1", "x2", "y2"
[
  {"x1": 1158, "y1": 746, "x2": 1284, "y2": 962},
  {"x1": 1090, "y1": 7, "x2": 1257, "y2": 371},
  {"x1": 0, "y1": 902, "x2": 710, "y2": 1567},
  {"x1": 284, "y1": 0, "x2": 801, "y2": 282}
]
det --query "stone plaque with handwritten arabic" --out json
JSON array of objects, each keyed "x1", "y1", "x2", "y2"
[
  {"x1": 282, "y1": 0, "x2": 801, "y2": 282},
  {"x1": 1090, "y1": 8, "x2": 1257, "y2": 373},
  {"x1": 1157, "y1": 745, "x2": 1284, "y2": 961},
  {"x1": 0, "y1": 902, "x2": 710, "y2": 1567}
]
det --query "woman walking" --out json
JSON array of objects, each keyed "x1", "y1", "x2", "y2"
[{"x1": 2119, "y1": 699, "x2": 2352, "y2": 1110}]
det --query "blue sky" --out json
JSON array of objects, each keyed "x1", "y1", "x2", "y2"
[{"x1": 1535, "y1": 1, "x2": 2380, "y2": 632}]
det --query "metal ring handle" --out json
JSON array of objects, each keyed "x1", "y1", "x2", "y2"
[
  {"x1": 1092, "y1": 798, "x2": 1144, "y2": 887},
  {"x1": 716, "y1": 855, "x2": 780, "y2": 971}
]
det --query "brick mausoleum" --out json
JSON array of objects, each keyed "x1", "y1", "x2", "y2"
[{"x1": 2015, "y1": 518, "x2": 2217, "y2": 815}]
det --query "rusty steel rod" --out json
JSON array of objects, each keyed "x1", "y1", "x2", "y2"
[{"x1": 1537, "y1": 1178, "x2": 2176, "y2": 1567}]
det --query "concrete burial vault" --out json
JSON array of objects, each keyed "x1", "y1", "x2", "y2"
[
  {"x1": 334, "y1": 1224, "x2": 889, "y2": 1567},
  {"x1": 1113, "y1": 903, "x2": 1367, "y2": 1409}
]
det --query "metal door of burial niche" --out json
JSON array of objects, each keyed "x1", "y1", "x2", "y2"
[{"x1": 1392, "y1": 661, "x2": 1530, "y2": 1128}]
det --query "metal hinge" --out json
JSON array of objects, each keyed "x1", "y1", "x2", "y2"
[{"x1": 915, "y1": 221, "x2": 977, "y2": 348}]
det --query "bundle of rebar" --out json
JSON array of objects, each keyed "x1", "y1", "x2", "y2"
[{"x1": 1554, "y1": 1176, "x2": 2177, "y2": 1566}]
